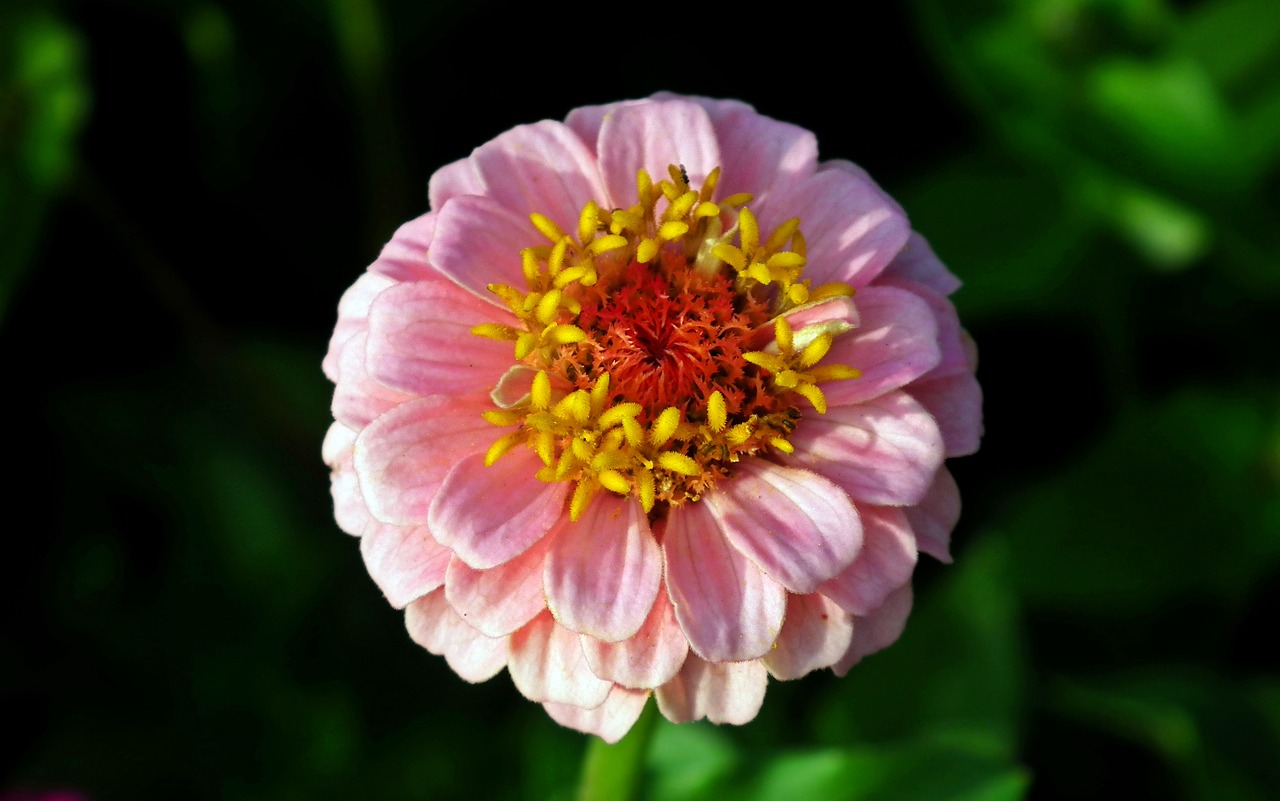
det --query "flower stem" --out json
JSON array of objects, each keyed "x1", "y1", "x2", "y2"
[{"x1": 574, "y1": 699, "x2": 659, "y2": 801}]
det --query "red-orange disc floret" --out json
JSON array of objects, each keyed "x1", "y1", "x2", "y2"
[{"x1": 554, "y1": 248, "x2": 779, "y2": 427}]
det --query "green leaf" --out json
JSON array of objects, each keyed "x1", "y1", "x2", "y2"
[
  {"x1": 1050, "y1": 671, "x2": 1280, "y2": 801},
  {"x1": 0, "y1": 9, "x2": 89, "y2": 319},
  {"x1": 742, "y1": 737, "x2": 1029, "y2": 801},
  {"x1": 1085, "y1": 57, "x2": 1245, "y2": 189},
  {"x1": 1003, "y1": 390, "x2": 1280, "y2": 613},
  {"x1": 644, "y1": 722, "x2": 740, "y2": 801}
]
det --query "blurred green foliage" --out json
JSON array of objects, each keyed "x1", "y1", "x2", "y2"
[{"x1": 3, "y1": 0, "x2": 1278, "y2": 799}]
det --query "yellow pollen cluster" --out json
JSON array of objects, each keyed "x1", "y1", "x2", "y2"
[
  {"x1": 482, "y1": 371, "x2": 709, "y2": 520},
  {"x1": 471, "y1": 164, "x2": 863, "y2": 520},
  {"x1": 743, "y1": 316, "x2": 863, "y2": 422}
]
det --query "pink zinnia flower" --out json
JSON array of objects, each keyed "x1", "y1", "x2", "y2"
[{"x1": 323, "y1": 95, "x2": 982, "y2": 742}]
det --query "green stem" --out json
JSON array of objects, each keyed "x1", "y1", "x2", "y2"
[{"x1": 575, "y1": 699, "x2": 660, "y2": 801}]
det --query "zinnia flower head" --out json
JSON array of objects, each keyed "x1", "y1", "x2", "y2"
[{"x1": 324, "y1": 94, "x2": 982, "y2": 742}]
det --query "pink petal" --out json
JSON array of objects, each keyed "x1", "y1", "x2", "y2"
[
  {"x1": 324, "y1": 423, "x2": 371, "y2": 536},
  {"x1": 832, "y1": 583, "x2": 914, "y2": 677},
  {"x1": 508, "y1": 611, "x2": 612, "y2": 707},
  {"x1": 663, "y1": 504, "x2": 787, "y2": 662},
  {"x1": 763, "y1": 593, "x2": 855, "y2": 680},
  {"x1": 708, "y1": 461, "x2": 863, "y2": 594},
  {"x1": 879, "y1": 278, "x2": 967, "y2": 379},
  {"x1": 819, "y1": 506, "x2": 917, "y2": 616},
  {"x1": 596, "y1": 100, "x2": 720, "y2": 209},
  {"x1": 428, "y1": 194, "x2": 537, "y2": 305},
  {"x1": 655, "y1": 655, "x2": 768, "y2": 725},
  {"x1": 581, "y1": 588, "x2": 688, "y2": 690},
  {"x1": 361, "y1": 521, "x2": 451, "y2": 608},
  {"x1": 428, "y1": 156, "x2": 484, "y2": 210},
  {"x1": 904, "y1": 467, "x2": 961, "y2": 563},
  {"x1": 563, "y1": 99, "x2": 643, "y2": 155},
  {"x1": 368, "y1": 212, "x2": 442, "y2": 284},
  {"x1": 653, "y1": 93, "x2": 818, "y2": 203},
  {"x1": 545, "y1": 494, "x2": 661, "y2": 642},
  {"x1": 910, "y1": 373, "x2": 984, "y2": 458},
  {"x1": 331, "y1": 331, "x2": 412, "y2": 430},
  {"x1": 324, "y1": 271, "x2": 395, "y2": 381},
  {"x1": 543, "y1": 686, "x2": 650, "y2": 744},
  {"x1": 353, "y1": 394, "x2": 497, "y2": 526},
  {"x1": 823, "y1": 286, "x2": 942, "y2": 407},
  {"x1": 778, "y1": 296, "x2": 859, "y2": 332},
  {"x1": 880, "y1": 231, "x2": 962, "y2": 296},
  {"x1": 467, "y1": 120, "x2": 609, "y2": 231},
  {"x1": 784, "y1": 391, "x2": 944, "y2": 506},
  {"x1": 365, "y1": 280, "x2": 515, "y2": 396},
  {"x1": 445, "y1": 533, "x2": 552, "y2": 637},
  {"x1": 428, "y1": 450, "x2": 569, "y2": 569},
  {"x1": 755, "y1": 167, "x2": 909, "y2": 289},
  {"x1": 406, "y1": 588, "x2": 507, "y2": 682}
]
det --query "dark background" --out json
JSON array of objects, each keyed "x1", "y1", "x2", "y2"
[{"x1": 3, "y1": 0, "x2": 1279, "y2": 799}]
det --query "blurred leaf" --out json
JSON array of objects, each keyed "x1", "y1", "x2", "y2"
[
  {"x1": 1003, "y1": 390, "x2": 1280, "y2": 613},
  {"x1": 815, "y1": 537, "x2": 1026, "y2": 757},
  {"x1": 644, "y1": 722, "x2": 740, "y2": 801},
  {"x1": 1176, "y1": 0, "x2": 1280, "y2": 89},
  {"x1": 1085, "y1": 56, "x2": 1245, "y2": 189},
  {"x1": 741, "y1": 737, "x2": 1028, "y2": 801},
  {"x1": 900, "y1": 153, "x2": 1094, "y2": 320},
  {"x1": 0, "y1": 8, "x2": 89, "y2": 319},
  {"x1": 1051, "y1": 671, "x2": 1280, "y2": 801},
  {"x1": 1072, "y1": 170, "x2": 1211, "y2": 269}
]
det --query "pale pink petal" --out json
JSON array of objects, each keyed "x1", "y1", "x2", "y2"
[
  {"x1": 490, "y1": 365, "x2": 535, "y2": 408},
  {"x1": 823, "y1": 286, "x2": 942, "y2": 407},
  {"x1": 754, "y1": 167, "x2": 909, "y2": 289},
  {"x1": 911, "y1": 372, "x2": 983, "y2": 458},
  {"x1": 904, "y1": 467, "x2": 961, "y2": 563},
  {"x1": 708, "y1": 461, "x2": 863, "y2": 594},
  {"x1": 563, "y1": 99, "x2": 644, "y2": 155},
  {"x1": 361, "y1": 521, "x2": 451, "y2": 608},
  {"x1": 322, "y1": 420, "x2": 357, "y2": 466},
  {"x1": 428, "y1": 450, "x2": 569, "y2": 569},
  {"x1": 428, "y1": 194, "x2": 535, "y2": 305},
  {"x1": 763, "y1": 593, "x2": 855, "y2": 680},
  {"x1": 406, "y1": 588, "x2": 507, "y2": 682},
  {"x1": 880, "y1": 231, "x2": 962, "y2": 296},
  {"x1": 654, "y1": 93, "x2": 819, "y2": 202},
  {"x1": 323, "y1": 271, "x2": 395, "y2": 381},
  {"x1": 331, "y1": 332, "x2": 412, "y2": 429},
  {"x1": 427, "y1": 156, "x2": 484, "y2": 210},
  {"x1": 581, "y1": 589, "x2": 688, "y2": 690},
  {"x1": 543, "y1": 686, "x2": 650, "y2": 744},
  {"x1": 545, "y1": 494, "x2": 661, "y2": 642},
  {"x1": 783, "y1": 391, "x2": 944, "y2": 507},
  {"x1": 368, "y1": 212, "x2": 442, "y2": 284},
  {"x1": 879, "y1": 278, "x2": 967, "y2": 379},
  {"x1": 445, "y1": 533, "x2": 552, "y2": 637},
  {"x1": 777, "y1": 295, "x2": 859, "y2": 332},
  {"x1": 832, "y1": 583, "x2": 914, "y2": 677},
  {"x1": 467, "y1": 120, "x2": 609, "y2": 230},
  {"x1": 353, "y1": 394, "x2": 497, "y2": 526},
  {"x1": 663, "y1": 504, "x2": 787, "y2": 662},
  {"x1": 365, "y1": 280, "x2": 515, "y2": 396},
  {"x1": 655, "y1": 655, "x2": 768, "y2": 725},
  {"x1": 597, "y1": 100, "x2": 720, "y2": 209},
  {"x1": 508, "y1": 611, "x2": 612, "y2": 707},
  {"x1": 819, "y1": 506, "x2": 917, "y2": 616},
  {"x1": 324, "y1": 423, "x2": 371, "y2": 536}
]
